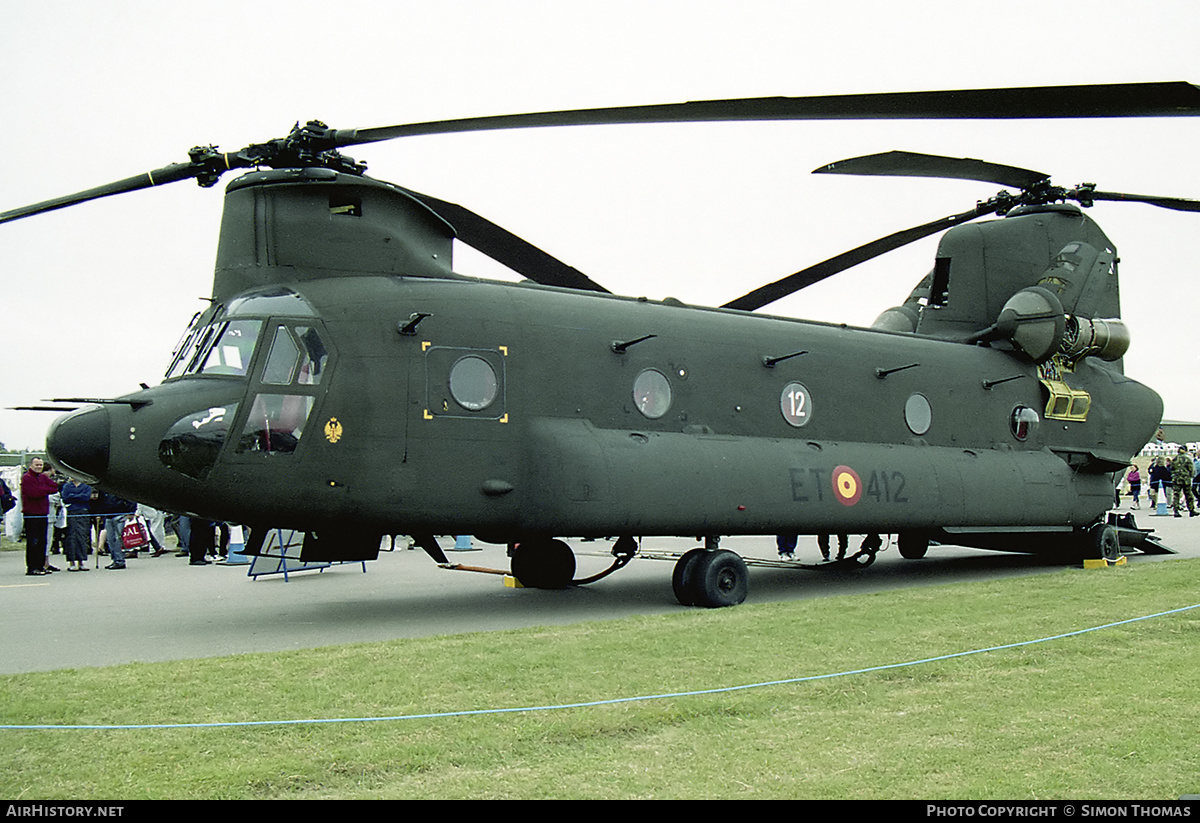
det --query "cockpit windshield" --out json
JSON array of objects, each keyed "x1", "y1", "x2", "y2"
[
  {"x1": 199, "y1": 320, "x2": 262, "y2": 376},
  {"x1": 164, "y1": 310, "x2": 209, "y2": 379},
  {"x1": 165, "y1": 289, "x2": 319, "y2": 381},
  {"x1": 165, "y1": 310, "x2": 263, "y2": 380}
]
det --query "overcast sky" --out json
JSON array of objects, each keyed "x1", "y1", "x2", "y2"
[{"x1": 2, "y1": 0, "x2": 1198, "y2": 449}]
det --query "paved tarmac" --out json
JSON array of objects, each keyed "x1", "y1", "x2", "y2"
[{"x1": 4, "y1": 503, "x2": 1198, "y2": 674}]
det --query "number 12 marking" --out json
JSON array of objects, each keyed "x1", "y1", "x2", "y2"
[{"x1": 781, "y1": 382, "x2": 813, "y2": 428}]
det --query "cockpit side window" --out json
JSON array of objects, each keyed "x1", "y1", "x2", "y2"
[
  {"x1": 259, "y1": 324, "x2": 329, "y2": 387},
  {"x1": 236, "y1": 394, "x2": 314, "y2": 455},
  {"x1": 237, "y1": 322, "x2": 331, "y2": 456},
  {"x1": 294, "y1": 326, "x2": 329, "y2": 385},
  {"x1": 262, "y1": 325, "x2": 301, "y2": 385}
]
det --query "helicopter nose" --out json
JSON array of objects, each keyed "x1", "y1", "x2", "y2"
[{"x1": 47, "y1": 405, "x2": 111, "y2": 482}]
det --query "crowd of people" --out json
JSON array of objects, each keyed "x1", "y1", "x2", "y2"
[
  {"x1": 1120, "y1": 445, "x2": 1200, "y2": 518},
  {"x1": 2, "y1": 458, "x2": 232, "y2": 576}
]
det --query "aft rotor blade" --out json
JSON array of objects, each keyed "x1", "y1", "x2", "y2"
[
  {"x1": 401, "y1": 188, "x2": 610, "y2": 293},
  {"x1": 0, "y1": 162, "x2": 200, "y2": 225},
  {"x1": 1081, "y1": 189, "x2": 1200, "y2": 212},
  {"x1": 336, "y1": 82, "x2": 1200, "y2": 146},
  {"x1": 722, "y1": 206, "x2": 988, "y2": 312},
  {"x1": 814, "y1": 150, "x2": 1050, "y2": 189}
]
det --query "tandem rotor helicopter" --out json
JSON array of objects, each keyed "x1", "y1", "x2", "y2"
[{"x1": 6, "y1": 81, "x2": 1200, "y2": 607}]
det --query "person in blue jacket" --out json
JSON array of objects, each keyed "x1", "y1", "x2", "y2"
[
  {"x1": 1148, "y1": 458, "x2": 1172, "y2": 509},
  {"x1": 60, "y1": 477, "x2": 94, "y2": 571}
]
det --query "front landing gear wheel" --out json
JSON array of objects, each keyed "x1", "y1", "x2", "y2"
[
  {"x1": 672, "y1": 549, "x2": 748, "y2": 607},
  {"x1": 511, "y1": 538, "x2": 576, "y2": 589}
]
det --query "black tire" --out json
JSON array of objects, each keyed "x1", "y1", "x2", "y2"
[
  {"x1": 1092, "y1": 524, "x2": 1121, "y2": 562},
  {"x1": 897, "y1": 531, "x2": 929, "y2": 560},
  {"x1": 671, "y1": 548, "x2": 709, "y2": 606},
  {"x1": 511, "y1": 538, "x2": 576, "y2": 589},
  {"x1": 689, "y1": 549, "x2": 748, "y2": 608}
]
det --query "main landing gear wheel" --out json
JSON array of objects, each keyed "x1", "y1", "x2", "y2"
[
  {"x1": 897, "y1": 531, "x2": 929, "y2": 560},
  {"x1": 511, "y1": 538, "x2": 576, "y2": 589},
  {"x1": 1090, "y1": 523, "x2": 1121, "y2": 563},
  {"x1": 671, "y1": 549, "x2": 748, "y2": 608},
  {"x1": 671, "y1": 548, "x2": 709, "y2": 607}
]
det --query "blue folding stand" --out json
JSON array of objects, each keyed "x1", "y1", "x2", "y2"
[{"x1": 247, "y1": 528, "x2": 368, "y2": 581}]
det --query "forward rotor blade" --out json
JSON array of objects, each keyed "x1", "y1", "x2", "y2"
[
  {"x1": 722, "y1": 206, "x2": 988, "y2": 312},
  {"x1": 814, "y1": 150, "x2": 1050, "y2": 189},
  {"x1": 7, "y1": 82, "x2": 1199, "y2": 232},
  {"x1": 336, "y1": 81, "x2": 1200, "y2": 146},
  {"x1": 1081, "y1": 189, "x2": 1200, "y2": 212},
  {"x1": 8, "y1": 405, "x2": 81, "y2": 412},
  {"x1": 0, "y1": 162, "x2": 199, "y2": 225},
  {"x1": 401, "y1": 188, "x2": 610, "y2": 293}
]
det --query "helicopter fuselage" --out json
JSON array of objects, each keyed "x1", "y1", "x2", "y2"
[{"x1": 48, "y1": 270, "x2": 1160, "y2": 545}]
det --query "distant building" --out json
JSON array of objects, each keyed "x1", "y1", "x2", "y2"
[
  {"x1": 1159, "y1": 421, "x2": 1200, "y2": 444},
  {"x1": 1139, "y1": 421, "x2": 1200, "y2": 457}
]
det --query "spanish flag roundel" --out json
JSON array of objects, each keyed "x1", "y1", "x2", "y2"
[{"x1": 832, "y1": 465, "x2": 862, "y2": 506}]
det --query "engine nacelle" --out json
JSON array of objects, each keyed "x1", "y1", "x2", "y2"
[{"x1": 1061, "y1": 316, "x2": 1130, "y2": 362}]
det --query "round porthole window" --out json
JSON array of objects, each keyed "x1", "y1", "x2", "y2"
[
  {"x1": 449, "y1": 355, "x2": 498, "y2": 411},
  {"x1": 1011, "y1": 406, "x2": 1040, "y2": 441},
  {"x1": 904, "y1": 393, "x2": 932, "y2": 435},
  {"x1": 633, "y1": 369, "x2": 672, "y2": 419}
]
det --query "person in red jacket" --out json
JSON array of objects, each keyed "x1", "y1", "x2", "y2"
[{"x1": 21, "y1": 457, "x2": 59, "y2": 576}]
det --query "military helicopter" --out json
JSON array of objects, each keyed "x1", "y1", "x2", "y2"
[{"x1": 6, "y1": 81, "x2": 1200, "y2": 607}]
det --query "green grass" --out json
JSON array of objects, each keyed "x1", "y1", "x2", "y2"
[{"x1": 3, "y1": 560, "x2": 1200, "y2": 799}]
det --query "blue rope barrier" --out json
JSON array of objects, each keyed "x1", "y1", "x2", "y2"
[{"x1": 4, "y1": 602, "x2": 1198, "y2": 731}]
